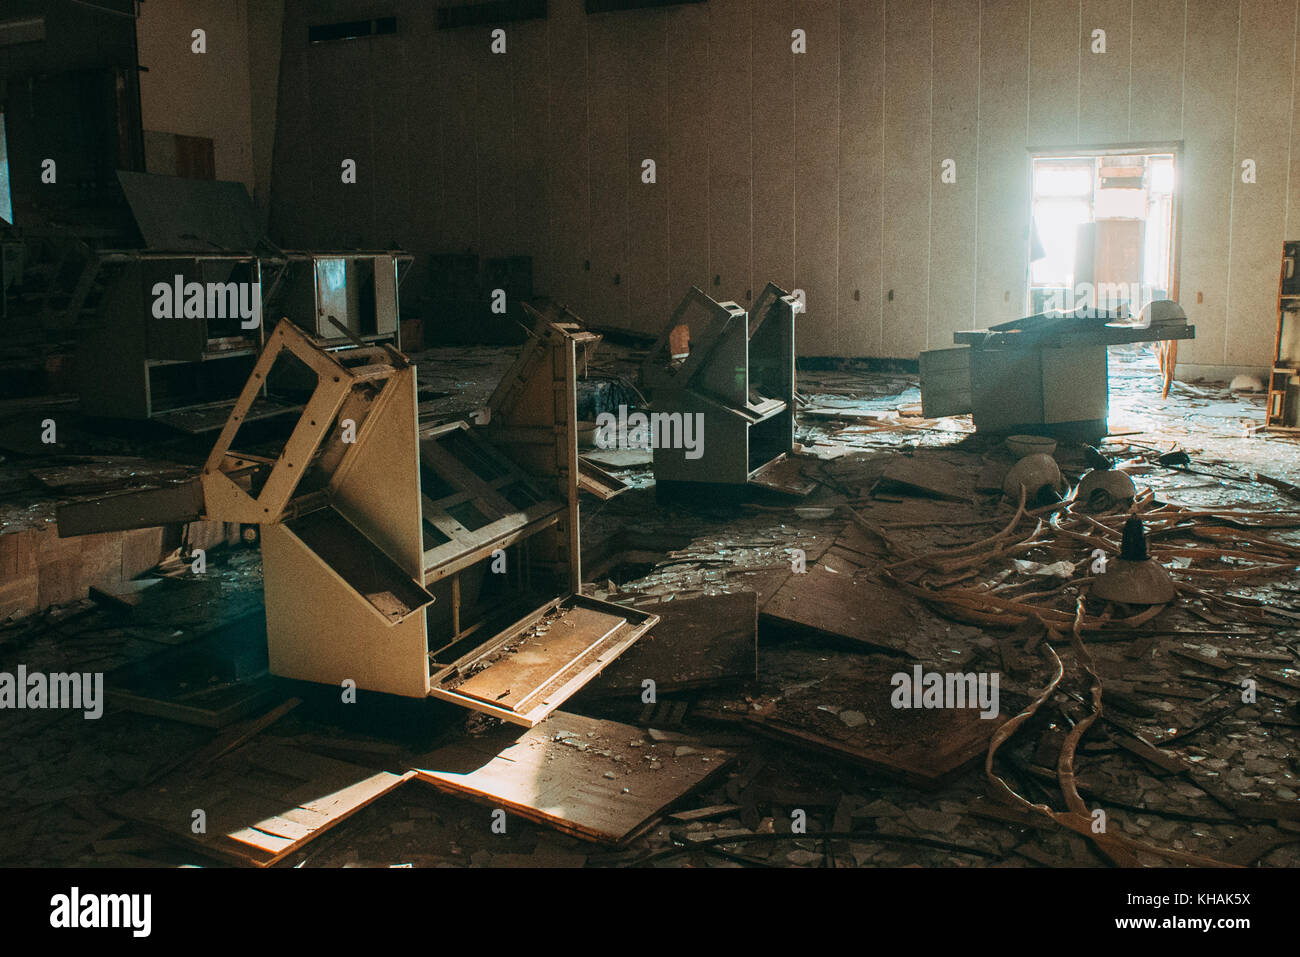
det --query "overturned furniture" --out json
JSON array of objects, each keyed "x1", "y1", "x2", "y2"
[
  {"x1": 64, "y1": 316, "x2": 657, "y2": 726},
  {"x1": 919, "y1": 304, "x2": 1196, "y2": 440},
  {"x1": 71, "y1": 172, "x2": 409, "y2": 431},
  {"x1": 73, "y1": 173, "x2": 278, "y2": 429},
  {"x1": 639, "y1": 283, "x2": 797, "y2": 490}
]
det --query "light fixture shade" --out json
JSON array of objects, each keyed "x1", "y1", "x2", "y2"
[
  {"x1": 1077, "y1": 468, "x2": 1136, "y2": 512},
  {"x1": 1093, "y1": 558, "x2": 1177, "y2": 604},
  {"x1": 1093, "y1": 515, "x2": 1176, "y2": 604},
  {"x1": 1003, "y1": 453, "x2": 1065, "y2": 504}
]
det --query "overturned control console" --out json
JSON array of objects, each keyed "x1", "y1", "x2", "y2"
[
  {"x1": 639, "y1": 283, "x2": 798, "y2": 491},
  {"x1": 76, "y1": 316, "x2": 657, "y2": 726}
]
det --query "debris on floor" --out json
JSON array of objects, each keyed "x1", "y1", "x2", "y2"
[
  {"x1": 410, "y1": 711, "x2": 734, "y2": 845},
  {"x1": 3, "y1": 344, "x2": 1299, "y2": 870}
]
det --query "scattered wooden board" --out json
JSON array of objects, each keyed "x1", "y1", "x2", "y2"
[
  {"x1": 579, "y1": 592, "x2": 758, "y2": 698},
  {"x1": 760, "y1": 524, "x2": 921, "y2": 654},
  {"x1": 108, "y1": 675, "x2": 280, "y2": 729},
  {"x1": 411, "y1": 711, "x2": 734, "y2": 844},
  {"x1": 112, "y1": 740, "x2": 409, "y2": 867},
  {"x1": 880, "y1": 455, "x2": 975, "y2": 502},
  {"x1": 745, "y1": 653, "x2": 1004, "y2": 788},
  {"x1": 582, "y1": 448, "x2": 652, "y2": 468},
  {"x1": 749, "y1": 454, "x2": 818, "y2": 496},
  {"x1": 105, "y1": 609, "x2": 277, "y2": 728},
  {"x1": 668, "y1": 803, "x2": 742, "y2": 822},
  {"x1": 89, "y1": 578, "x2": 164, "y2": 610},
  {"x1": 801, "y1": 408, "x2": 890, "y2": 423}
]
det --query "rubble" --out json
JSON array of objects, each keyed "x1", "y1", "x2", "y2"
[{"x1": 2, "y1": 340, "x2": 1299, "y2": 871}]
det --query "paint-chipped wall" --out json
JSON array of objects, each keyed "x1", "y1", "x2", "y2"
[{"x1": 268, "y1": 0, "x2": 1300, "y2": 377}]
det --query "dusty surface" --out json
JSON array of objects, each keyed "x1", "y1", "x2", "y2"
[{"x1": 1, "y1": 343, "x2": 1299, "y2": 868}]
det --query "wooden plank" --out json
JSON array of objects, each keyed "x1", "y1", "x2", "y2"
[
  {"x1": 146, "y1": 697, "x2": 304, "y2": 789},
  {"x1": 748, "y1": 453, "x2": 818, "y2": 496},
  {"x1": 453, "y1": 605, "x2": 628, "y2": 710},
  {"x1": 668, "y1": 803, "x2": 742, "y2": 822},
  {"x1": 759, "y1": 527, "x2": 924, "y2": 654},
  {"x1": 107, "y1": 682, "x2": 278, "y2": 730},
  {"x1": 745, "y1": 653, "x2": 1004, "y2": 789},
  {"x1": 89, "y1": 578, "x2": 163, "y2": 610},
  {"x1": 579, "y1": 591, "x2": 758, "y2": 698},
  {"x1": 881, "y1": 455, "x2": 976, "y2": 501},
  {"x1": 1169, "y1": 646, "x2": 1234, "y2": 672},
  {"x1": 792, "y1": 0, "x2": 840, "y2": 355},
  {"x1": 839, "y1": 0, "x2": 885, "y2": 357},
  {"x1": 411, "y1": 711, "x2": 734, "y2": 844},
  {"x1": 112, "y1": 740, "x2": 408, "y2": 867},
  {"x1": 1112, "y1": 733, "x2": 1190, "y2": 774},
  {"x1": 708, "y1": 0, "x2": 753, "y2": 309},
  {"x1": 881, "y1": 0, "x2": 931, "y2": 359}
]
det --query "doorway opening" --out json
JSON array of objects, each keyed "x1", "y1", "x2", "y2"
[{"x1": 1028, "y1": 148, "x2": 1178, "y2": 318}]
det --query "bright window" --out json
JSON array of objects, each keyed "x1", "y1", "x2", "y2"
[{"x1": 1028, "y1": 151, "x2": 1177, "y2": 315}]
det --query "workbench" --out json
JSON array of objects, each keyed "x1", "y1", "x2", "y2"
[{"x1": 920, "y1": 316, "x2": 1195, "y2": 440}]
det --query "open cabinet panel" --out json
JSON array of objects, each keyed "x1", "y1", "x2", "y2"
[
  {"x1": 429, "y1": 595, "x2": 659, "y2": 727},
  {"x1": 285, "y1": 507, "x2": 434, "y2": 624},
  {"x1": 423, "y1": 535, "x2": 566, "y2": 659},
  {"x1": 747, "y1": 281, "x2": 798, "y2": 420},
  {"x1": 418, "y1": 421, "x2": 567, "y2": 580}
]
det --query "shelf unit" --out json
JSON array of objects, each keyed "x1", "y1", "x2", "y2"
[{"x1": 1269, "y1": 242, "x2": 1300, "y2": 432}]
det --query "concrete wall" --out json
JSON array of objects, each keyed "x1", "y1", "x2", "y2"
[
  {"x1": 136, "y1": 0, "x2": 257, "y2": 193},
  {"x1": 268, "y1": 0, "x2": 1300, "y2": 376}
]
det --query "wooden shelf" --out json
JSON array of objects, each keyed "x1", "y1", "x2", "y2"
[{"x1": 1270, "y1": 243, "x2": 1300, "y2": 429}]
